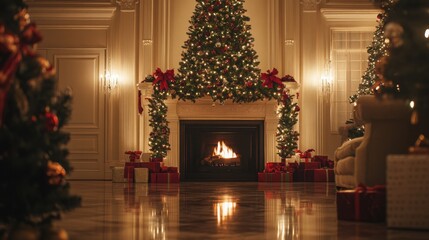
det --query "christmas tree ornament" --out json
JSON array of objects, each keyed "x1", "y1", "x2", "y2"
[{"x1": 384, "y1": 21, "x2": 404, "y2": 48}]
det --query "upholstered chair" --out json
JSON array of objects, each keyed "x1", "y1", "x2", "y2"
[{"x1": 334, "y1": 95, "x2": 416, "y2": 189}]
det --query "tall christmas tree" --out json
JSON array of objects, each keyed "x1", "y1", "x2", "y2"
[
  {"x1": 0, "y1": 0, "x2": 80, "y2": 230},
  {"x1": 174, "y1": 0, "x2": 279, "y2": 104},
  {"x1": 349, "y1": 0, "x2": 394, "y2": 104},
  {"x1": 345, "y1": 0, "x2": 394, "y2": 139}
]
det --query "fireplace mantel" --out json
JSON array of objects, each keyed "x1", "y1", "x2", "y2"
[{"x1": 139, "y1": 83, "x2": 282, "y2": 169}]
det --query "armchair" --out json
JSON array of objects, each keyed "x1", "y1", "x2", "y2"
[{"x1": 334, "y1": 95, "x2": 417, "y2": 189}]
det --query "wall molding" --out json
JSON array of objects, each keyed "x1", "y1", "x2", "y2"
[
  {"x1": 321, "y1": 9, "x2": 379, "y2": 22},
  {"x1": 29, "y1": 6, "x2": 116, "y2": 21},
  {"x1": 116, "y1": 0, "x2": 139, "y2": 11}
]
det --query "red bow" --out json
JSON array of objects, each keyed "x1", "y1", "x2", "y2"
[
  {"x1": 261, "y1": 68, "x2": 284, "y2": 89},
  {"x1": 153, "y1": 68, "x2": 175, "y2": 91}
]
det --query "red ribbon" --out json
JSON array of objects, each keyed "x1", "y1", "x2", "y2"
[
  {"x1": 153, "y1": 68, "x2": 175, "y2": 91},
  {"x1": 261, "y1": 68, "x2": 284, "y2": 89},
  {"x1": 354, "y1": 184, "x2": 386, "y2": 220}
]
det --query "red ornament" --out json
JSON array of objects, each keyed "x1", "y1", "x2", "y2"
[
  {"x1": 246, "y1": 81, "x2": 254, "y2": 87},
  {"x1": 376, "y1": 13, "x2": 382, "y2": 22},
  {"x1": 295, "y1": 105, "x2": 300, "y2": 112},
  {"x1": 45, "y1": 112, "x2": 59, "y2": 131}
]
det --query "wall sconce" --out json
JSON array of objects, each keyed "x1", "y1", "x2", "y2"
[
  {"x1": 321, "y1": 61, "x2": 332, "y2": 98},
  {"x1": 101, "y1": 71, "x2": 119, "y2": 93}
]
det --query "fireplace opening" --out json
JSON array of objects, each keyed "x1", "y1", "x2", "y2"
[{"x1": 180, "y1": 120, "x2": 264, "y2": 181}]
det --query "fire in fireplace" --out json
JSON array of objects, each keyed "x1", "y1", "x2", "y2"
[
  {"x1": 180, "y1": 120, "x2": 264, "y2": 181},
  {"x1": 202, "y1": 141, "x2": 240, "y2": 167}
]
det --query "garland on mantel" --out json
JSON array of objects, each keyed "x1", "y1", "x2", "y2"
[
  {"x1": 137, "y1": 0, "x2": 300, "y2": 160},
  {"x1": 138, "y1": 68, "x2": 300, "y2": 160}
]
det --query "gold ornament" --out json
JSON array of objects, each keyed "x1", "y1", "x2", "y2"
[{"x1": 47, "y1": 161, "x2": 66, "y2": 185}]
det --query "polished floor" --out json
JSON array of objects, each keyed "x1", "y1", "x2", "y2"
[{"x1": 56, "y1": 181, "x2": 429, "y2": 240}]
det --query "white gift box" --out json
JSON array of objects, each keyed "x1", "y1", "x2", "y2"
[
  {"x1": 140, "y1": 153, "x2": 151, "y2": 162},
  {"x1": 112, "y1": 167, "x2": 126, "y2": 183},
  {"x1": 387, "y1": 154, "x2": 429, "y2": 230},
  {"x1": 134, "y1": 168, "x2": 149, "y2": 183}
]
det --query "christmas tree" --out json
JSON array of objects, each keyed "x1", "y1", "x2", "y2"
[
  {"x1": 140, "y1": 0, "x2": 299, "y2": 160},
  {"x1": 0, "y1": 0, "x2": 80, "y2": 229},
  {"x1": 276, "y1": 88, "x2": 299, "y2": 159},
  {"x1": 174, "y1": 0, "x2": 282, "y2": 104},
  {"x1": 346, "y1": 0, "x2": 394, "y2": 139},
  {"x1": 349, "y1": 0, "x2": 394, "y2": 104},
  {"x1": 382, "y1": 0, "x2": 429, "y2": 137}
]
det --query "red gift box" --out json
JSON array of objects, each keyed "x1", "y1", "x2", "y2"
[
  {"x1": 299, "y1": 162, "x2": 321, "y2": 170},
  {"x1": 150, "y1": 157, "x2": 163, "y2": 162},
  {"x1": 264, "y1": 162, "x2": 286, "y2": 173},
  {"x1": 290, "y1": 162, "x2": 321, "y2": 182},
  {"x1": 151, "y1": 173, "x2": 180, "y2": 183},
  {"x1": 124, "y1": 162, "x2": 162, "y2": 182},
  {"x1": 305, "y1": 169, "x2": 335, "y2": 182},
  {"x1": 337, "y1": 185, "x2": 386, "y2": 222},
  {"x1": 258, "y1": 172, "x2": 292, "y2": 182}
]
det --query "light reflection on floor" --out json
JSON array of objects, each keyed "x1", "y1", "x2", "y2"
[{"x1": 56, "y1": 181, "x2": 429, "y2": 240}]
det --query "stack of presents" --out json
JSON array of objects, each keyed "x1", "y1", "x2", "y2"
[
  {"x1": 112, "y1": 151, "x2": 180, "y2": 183},
  {"x1": 336, "y1": 154, "x2": 429, "y2": 230},
  {"x1": 258, "y1": 149, "x2": 334, "y2": 183}
]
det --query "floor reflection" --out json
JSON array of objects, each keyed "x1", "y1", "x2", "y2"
[
  {"x1": 214, "y1": 195, "x2": 237, "y2": 226},
  {"x1": 57, "y1": 181, "x2": 429, "y2": 240}
]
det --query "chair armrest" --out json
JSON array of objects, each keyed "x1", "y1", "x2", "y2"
[{"x1": 334, "y1": 137, "x2": 364, "y2": 161}]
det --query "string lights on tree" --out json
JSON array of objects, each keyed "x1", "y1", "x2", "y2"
[{"x1": 139, "y1": 0, "x2": 300, "y2": 160}]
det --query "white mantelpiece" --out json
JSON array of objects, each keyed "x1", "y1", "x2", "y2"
[{"x1": 140, "y1": 83, "x2": 282, "y2": 169}]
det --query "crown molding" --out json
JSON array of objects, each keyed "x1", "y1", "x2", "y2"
[
  {"x1": 321, "y1": 8, "x2": 379, "y2": 22},
  {"x1": 28, "y1": 2, "x2": 116, "y2": 21}
]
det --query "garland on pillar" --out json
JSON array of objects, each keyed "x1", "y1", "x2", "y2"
[
  {"x1": 143, "y1": 68, "x2": 174, "y2": 160},
  {"x1": 276, "y1": 77, "x2": 300, "y2": 159}
]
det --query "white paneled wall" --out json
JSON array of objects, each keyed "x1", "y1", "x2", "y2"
[{"x1": 27, "y1": 0, "x2": 380, "y2": 179}]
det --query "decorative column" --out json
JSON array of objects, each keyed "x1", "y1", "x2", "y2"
[
  {"x1": 116, "y1": 0, "x2": 139, "y2": 160},
  {"x1": 299, "y1": 0, "x2": 322, "y2": 152},
  {"x1": 138, "y1": 0, "x2": 154, "y2": 152}
]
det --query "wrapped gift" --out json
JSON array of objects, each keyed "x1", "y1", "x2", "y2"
[
  {"x1": 305, "y1": 169, "x2": 335, "y2": 182},
  {"x1": 150, "y1": 157, "x2": 163, "y2": 162},
  {"x1": 258, "y1": 172, "x2": 292, "y2": 182},
  {"x1": 140, "y1": 153, "x2": 151, "y2": 162},
  {"x1": 337, "y1": 185, "x2": 386, "y2": 222},
  {"x1": 124, "y1": 162, "x2": 162, "y2": 182},
  {"x1": 295, "y1": 149, "x2": 315, "y2": 163},
  {"x1": 290, "y1": 162, "x2": 321, "y2": 182},
  {"x1": 299, "y1": 162, "x2": 320, "y2": 169},
  {"x1": 167, "y1": 167, "x2": 178, "y2": 173},
  {"x1": 387, "y1": 154, "x2": 429, "y2": 230},
  {"x1": 112, "y1": 167, "x2": 126, "y2": 183},
  {"x1": 125, "y1": 150, "x2": 142, "y2": 162},
  {"x1": 134, "y1": 168, "x2": 149, "y2": 183},
  {"x1": 151, "y1": 173, "x2": 180, "y2": 183},
  {"x1": 312, "y1": 155, "x2": 334, "y2": 168},
  {"x1": 264, "y1": 162, "x2": 286, "y2": 173}
]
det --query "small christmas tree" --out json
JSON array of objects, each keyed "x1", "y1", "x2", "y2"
[
  {"x1": 174, "y1": 0, "x2": 272, "y2": 103},
  {"x1": 0, "y1": 0, "x2": 80, "y2": 229},
  {"x1": 276, "y1": 88, "x2": 299, "y2": 159}
]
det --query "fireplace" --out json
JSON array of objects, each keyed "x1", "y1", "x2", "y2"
[{"x1": 180, "y1": 120, "x2": 264, "y2": 181}]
